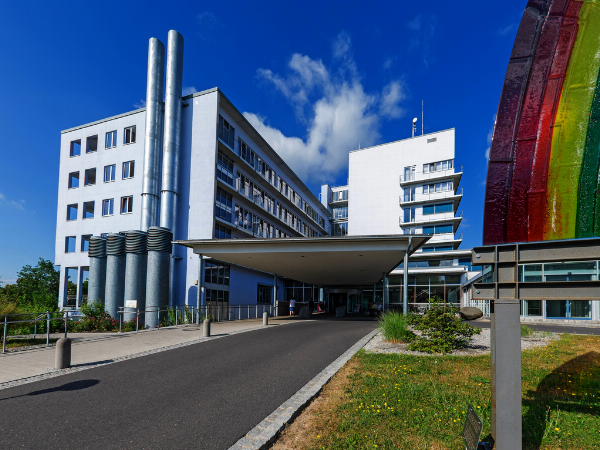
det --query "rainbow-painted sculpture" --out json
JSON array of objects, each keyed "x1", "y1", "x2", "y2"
[{"x1": 483, "y1": 0, "x2": 600, "y2": 245}]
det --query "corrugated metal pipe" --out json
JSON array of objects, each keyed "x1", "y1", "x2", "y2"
[
  {"x1": 123, "y1": 230, "x2": 148, "y2": 322},
  {"x1": 104, "y1": 233, "x2": 126, "y2": 319},
  {"x1": 140, "y1": 37, "x2": 165, "y2": 232},
  {"x1": 145, "y1": 226, "x2": 173, "y2": 328},
  {"x1": 87, "y1": 236, "x2": 107, "y2": 306}
]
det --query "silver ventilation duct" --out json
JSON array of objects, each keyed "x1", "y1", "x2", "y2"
[
  {"x1": 87, "y1": 237, "x2": 107, "y2": 306},
  {"x1": 159, "y1": 30, "x2": 184, "y2": 232},
  {"x1": 123, "y1": 230, "x2": 148, "y2": 322},
  {"x1": 104, "y1": 233, "x2": 126, "y2": 318},
  {"x1": 140, "y1": 38, "x2": 165, "y2": 231},
  {"x1": 145, "y1": 226, "x2": 173, "y2": 328}
]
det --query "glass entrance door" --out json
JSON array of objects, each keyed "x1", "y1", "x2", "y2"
[{"x1": 546, "y1": 300, "x2": 591, "y2": 319}]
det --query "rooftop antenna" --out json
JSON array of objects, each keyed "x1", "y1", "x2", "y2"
[
  {"x1": 421, "y1": 100, "x2": 424, "y2": 135},
  {"x1": 412, "y1": 117, "x2": 418, "y2": 138}
]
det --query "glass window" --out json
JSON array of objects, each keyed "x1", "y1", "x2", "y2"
[
  {"x1": 65, "y1": 236, "x2": 76, "y2": 253},
  {"x1": 403, "y1": 207, "x2": 415, "y2": 223},
  {"x1": 445, "y1": 275, "x2": 461, "y2": 284},
  {"x1": 66, "y1": 204, "x2": 78, "y2": 221},
  {"x1": 435, "y1": 224, "x2": 453, "y2": 234},
  {"x1": 120, "y1": 196, "x2": 133, "y2": 214},
  {"x1": 84, "y1": 168, "x2": 96, "y2": 186},
  {"x1": 64, "y1": 267, "x2": 78, "y2": 306},
  {"x1": 105, "y1": 131, "x2": 117, "y2": 149},
  {"x1": 102, "y1": 199, "x2": 114, "y2": 216},
  {"x1": 522, "y1": 300, "x2": 542, "y2": 316},
  {"x1": 68, "y1": 172, "x2": 79, "y2": 189},
  {"x1": 216, "y1": 150, "x2": 234, "y2": 186},
  {"x1": 86, "y1": 135, "x2": 98, "y2": 153},
  {"x1": 404, "y1": 166, "x2": 415, "y2": 181},
  {"x1": 446, "y1": 286, "x2": 460, "y2": 303},
  {"x1": 423, "y1": 205, "x2": 434, "y2": 215},
  {"x1": 124, "y1": 126, "x2": 136, "y2": 144},
  {"x1": 123, "y1": 161, "x2": 135, "y2": 179},
  {"x1": 215, "y1": 187, "x2": 233, "y2": 222},
  {"x1": 83, "y1": 201, "x2": 94, "y2": 219},
  {"x1": 423, "y1": 164, "x2": 429, "y2": 173},
  {"x1": 333, "y1": 206, "x2": 348, "y2": 220},
  {"x1": 257, "y1": 285, "x2": 272, "y2": 304},
  {"x1": 218, "y1": 115, "x2": 235, "y2": 148},
  {"x1": 104, "y1": 165, "x2": 116, "y2": 182},
  {"x1": 434, "y1": 203, "x2": 453, "y2": 213},
  {"x1": 214, "y1": 223, "x2": 232, "y2": 239},
  {"x1": 423, "y1": 225, "x2": 434, "y2": 234},
  {"x1": 70, "y1": 140, "x2": 81, "y2": 157},
  {"x1": 81, "y1": 235, "x2": 92, "y2": 252},
  {"x1": 423, "y1": 185, "x2": 429, "y2": 194}
]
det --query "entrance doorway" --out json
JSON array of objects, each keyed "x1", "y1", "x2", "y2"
[{"x1": 324, "y1": 289, "x2": 363, "y2": 314}]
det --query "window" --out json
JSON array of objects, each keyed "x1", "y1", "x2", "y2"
[
  {"x1": 403, "y1": 187, "x2": 415, "y2": 202},
  {"x1": 83, "y1": 201, "x2": 95, "y2": 219},
  {"x1": 66, "y1": 204, "x2": 78, "y2": 221},
  {"x1": 216, "y1": 150, "x2": 234, "y2": 186},
  {"x1": 403, "y1": 227, "x2": 416, "y2": 235},
  {"x1": 333, "y1": 206, "x2": 348, "y2": 220},
  {"x1": 240, "y1": 140, "x2": 255, "y2": 167},
  {"x1": 333, "y1": 222, "x2": 348, "y2": 236},
  {"x1": 120, "y1": 196, "x2": 133, "y2": 214},
  {"x1": 218, "y1": 115, "x2": 235, "y2": 148},
  {"x1": 423, "y1": 181, "x2": 453, "y2": 194},
  {"x1": 122, "y1": 161, "x2": 135, "y2": 179},
  {"x1": 257, "y1": 284, "x2": 273, "y2": 304},
  {"x1": 215, "y1": 187, "x2": 233, "y2": 222},
  {"x1": 105, "y1": 130, "x2": 117, "y2": 149},
  {"x1": 84, "y1": 168, "x2": 96, "y2": 186},
  {"x1": 518, "y1": 261, "x2": 598, "y2": 282},
  {"x1": 70, "y1": 140, "x2": 81, "y2": 157},
  {"x1": 81, "y1": 235, "x2": 92, "y2": 252},
  {"x1": 331, "y1": 190, "x2": 348, "y2": 202},
  {"x1": 68, "y1": 172, "x2": 79, "y2": 189},
  {"x1": 423, "y1": 159, "x2": 453, "y2": 173},
  {"x1": 102, "y1": 199, "x2": 114, "y2": 216},
  {"x1": 204, "y1": 261, "x2": 230, "y2": 287},
  {"x1": 86, "y1": 135, "x2": 98, "y2": 153},
  {"x1": 65, "y1": 236, "x2": 76, "y2": 253},
  {"x1": 104, "y1": 165, "x2": 116, "y2": 182},
  {"x1": 403, "y1": 207, "x2": 415, "y2": 223},
  {"x1": 403, "y1": 166, "x2": 415, "y2": 181},
  {"x1": 124, "y1": 126, "x2": 136, "y2": 144},
  {"x1": 423, "y1": 224, "x2": 453, "y2": 234},
  {"x1": 214, "y1": 224, "x2": 232, "y2": 239},
  {"x1": 423, "y1": 202, "x2": 453, "y2": 215}
]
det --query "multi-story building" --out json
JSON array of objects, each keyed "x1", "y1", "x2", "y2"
[
  {"x1": 321, "y1": 128, "x2": 477, "y2": 309},
  {"x1": 55, "y1": 87, "x2": 331, "y2": 310}
]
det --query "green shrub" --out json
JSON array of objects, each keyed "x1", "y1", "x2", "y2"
[
  {"x1": 521, "y1": 324, "x2": 533, "y2": 337},
  {"x1": 378, "y1": 311, "x2": 415, "y2": 343},
  {"x1": 80, "y1": 300, "x2": 106, "y2": 317},
  {"x1": 407, "y1": 300, "x2": 481, "y2": 354}
]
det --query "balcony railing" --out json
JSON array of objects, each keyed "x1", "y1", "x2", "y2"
[
  {"x1": 217, "y1": 123, "x2": 235, "y2": 149},
  {"x1": 401, "y1": 187, "x2": 463, "y2": 204},
  {"x1": 399, "y1": 165, "x2": 463, "y2": 184},
  {"x1": 400, "y1": 211, "x2": 462, "y2": 225}
]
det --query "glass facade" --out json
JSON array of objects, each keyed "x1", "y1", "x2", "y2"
[{"x1": 385, "y1": 275, "x2": 462, "y2": 305}]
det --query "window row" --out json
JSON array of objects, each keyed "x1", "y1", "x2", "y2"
[
  {"x1": 423, "y1": 159, "x2": 453, "y2": 173},
  {"x1": 331, "y1": 190, "x2": 348, "y2": 202},
  {"x1": 68, "y1": 162, "x2": 134, "y2": 188},
  {"x1": 333, "y1": 206, "x2": 348, "y2": 220},
  {"x1": 403, "y1": 224, "x2": 453, "y2": 235},
  {"x1": 205, "y1": 261, "x2": 231, "y2": 287},
  {"x1": 66, "y1": 196, "x2": 133, "y2": 220},
  {"x1": 422, "y1": 181, "x2": 453, "y2": 194},
  {"x1": 215, "y1": 187, "x2": 233, "y2": 223},
  {"x1": 214, "y1": 224, "x2": 232, "y2": 239},
  {"x1": 421, "y1": 245, "x2": 454, "y2": 253},
  {"x1": 277, "y1": 204, "x2": 301, "y2": 232},
  {"x1": 234, "y1": 205, "x2": 275, "y2": 238},
  {"x1": 402, "y1": 203, "x2": 453, "y2": 222},
  {"x1": 332, "y1": 222, "x2": 348, "y2": 236},
  {"x1": 518, "y1": 261, "x2": 599, "y2": 282},
  {"x1": 65, "y1": 235, "x2": 92, "y2": 253},
  {"x1": 69, "y1": 126, "x2": 136, "y2": 157}
]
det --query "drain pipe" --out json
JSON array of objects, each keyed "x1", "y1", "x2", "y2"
[
  {"x1": 104, "y1": 233, "x2": 126, "y2": 318},
  {"x1": 88, "y1": 236, "x2": 107, "y2": 306},
  {"x1": 124, "y1": 230, "x2": 148, "y2": 322},
  {"x1": 145, "y1": 226, "x2": 173, "y2": 328},
  {"x1": 159, "y1": 30, "x2": 184, "y2": 307},
  {"x1": 140, "y1": 38, "x2": 165, "y2": 231}
]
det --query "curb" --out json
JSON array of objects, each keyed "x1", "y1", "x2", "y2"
[
  {"x1": 0, "y1": 321, "x2": 297, "y2": 391},
  {"x1": 228, "y1": 329, "x2": 378, "y2": 450}
]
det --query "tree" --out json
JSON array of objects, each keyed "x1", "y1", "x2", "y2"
[{"x1": 12, "y1": 259, "x2": 60, "y2": 312}]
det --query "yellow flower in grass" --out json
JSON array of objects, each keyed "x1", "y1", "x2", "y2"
[{"x1": 555, "y1": 428, "x2": 560, "y2": 431}]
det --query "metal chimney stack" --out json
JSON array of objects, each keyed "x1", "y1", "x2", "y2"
[
  {"x1": 140, "y1": 38, "x2": 165, "y2": 231},
  {"x1": 104, "y1": 233, "x2": 126, "y2": 318},
  {"x1": 145, "y1": 226, "x2": 173, "y2": 328},
  {"x1": 159, "y1": 30, "x2": 184, "y2": 232},
  {"x1": 87, "y1": 237, "x2": 107, "y2": 306}
]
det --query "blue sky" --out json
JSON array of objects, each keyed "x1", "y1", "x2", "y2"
[{"x1": 0, "y1": 0, "x2": 526, "y2": 283}]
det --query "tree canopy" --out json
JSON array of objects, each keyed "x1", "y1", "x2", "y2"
[{"x1": 0, "y1": 258, "x2": 60, "y2": 312}]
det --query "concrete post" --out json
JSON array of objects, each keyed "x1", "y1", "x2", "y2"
[
  {"x1": 55, "y1": 337, "x2": 71, "y2": 369},
  {"x1": 88, "y1": 237, "x2": 107, "y2": 306},
  {"x1": 104, "y1": 233, "x2": 126, "y2": 319},
  {"x1": 203, "y1": 319, "x2": 211, "y2": 337},
  {"x1": 491, "y1": 300, "x2": 522, "y2": 450},
  {"x1": 263, "y1": 311, "x2": 268, "y2": 326}
]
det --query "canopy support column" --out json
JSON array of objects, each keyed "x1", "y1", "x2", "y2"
[{"x1": 403, "y1": 237, "x2": 411, "y2": 315}]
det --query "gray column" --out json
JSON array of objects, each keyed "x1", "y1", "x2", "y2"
[
  {"x1": 124, "y1": 231, "x2": 148, "y2": 322},
  {"x1": 88, "y1": 236, "x2": 107, "y2": 306},
  {"x1": 273, "y1": 274, "x2": 277, "y2": 316},
  {"x1": 145, "y1": 226, "x2": 173, "y2": 328},
  {"x1": 403, "y1": 250, "x2": 409, "y2": 314},
  {"x1": 104, "y1": 233, "x2": 126, "y2": 319},
  {"x1": 383, "y1": 273, "x2": 389, "y2": 312},
  {"x1": 196, "y1": 254, "x2": 204, "y2": 324},
  {"x1": 491, "y1": 300, "x2": 522, "y2": 450}
]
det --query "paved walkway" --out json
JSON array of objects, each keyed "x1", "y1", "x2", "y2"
[
  {"x1": 0, "y1": 317, "x2": 295, "y2": 385},
  {"x1": 468, "y1": 320, "x2": 600, "y2": 335}
]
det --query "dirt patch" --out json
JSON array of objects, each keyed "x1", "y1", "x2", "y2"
[{"x1": 271, "y1": 358, "x2": 359, "y2": 449}]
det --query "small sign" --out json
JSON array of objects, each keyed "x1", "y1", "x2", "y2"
[
  {"x1": 125, "y1": 300, "x2": 137, "y2": 308},
  {"x1": 462, "y1": 405, "x2": 483, "y2": 450}
]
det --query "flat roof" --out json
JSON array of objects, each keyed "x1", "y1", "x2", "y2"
[
  {"x1": 175, "y1": 235, "x2": 430, "y2": 286},
  {"x1": 349, "y1": 128, "x2": 455, "y2": 154}
]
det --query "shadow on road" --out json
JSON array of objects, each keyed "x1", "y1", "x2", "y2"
[{"x1": 0, "y1": 379, "x2": 100, "y2": 402}]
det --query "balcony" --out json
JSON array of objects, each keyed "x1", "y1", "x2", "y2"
[
  {"x1": 217, "y1": 123, "x2": 235, "y2": 150},
  {"x1": 400, "y1": 187, "x2": 463, "y2": 209},
  {"x1": 400, "y1": 210, "x2": 463, "y2": 232},
  {"x1": 399, "y1": 166, "x2": 463, "y2": 186}
]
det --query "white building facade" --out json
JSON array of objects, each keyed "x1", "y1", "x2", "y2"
[{"x1": 55, "y1": 87, "x2": 330, "y2": 311}]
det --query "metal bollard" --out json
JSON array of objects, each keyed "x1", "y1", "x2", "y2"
[
  {"x1": 2, "y1": 316, "x2": 7, "y2": 353},
  {"x1": 55, "y1": 337, "x2": 72, "y2": 369},
  {"x1": 119, "y1": 313, "x2": 122, "y2": 333},
  {"x1": 256, "y1": 304, "x2": 258, "y2": 319},
  {"x1": 263, "y1": 311, "x2": 268, "y2": 326},
  {"x1": 64, "y1": 311, "x2": 68, "y2": 339},
  {"x1": 203, "y1": 319, "x2": 211, "y2": 337},
  {"x1": 136, "y1": 309, "x2": 139, "y2": 333},
  {"x1": 46, "y1": 312, "x2": 50, "y2": 346}
]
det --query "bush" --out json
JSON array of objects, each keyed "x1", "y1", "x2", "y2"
[
  {"x1": 407, "y1": 300, "x2": 481, "y2": 354},
  {"x1": 521, "y1": 324, "x2": 533, "y2": 337},
  {"x1": 378, "y1": 311, "x2": 415, "y2": 343}
]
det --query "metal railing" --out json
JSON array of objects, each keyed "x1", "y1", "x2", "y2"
[
  {"x1": 399, "y1": 165, "x2": 463, "y2": 184},
  {"x1": 1, "y1": 311, "x2": 77, "y2": 353},
  {"x1": 400, "y1": 187, "x2": 463, "y2": 204},
  {"x1": 217, "y1": 123, "x2": 235, "y2": 149},
  {"x1": 467, "y1": 300, "x2": 491, "y2": 317}
]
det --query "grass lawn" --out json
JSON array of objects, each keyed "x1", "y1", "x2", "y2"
[
  {"x1": 1, "y1": 337, "x2": 59, "y2": 349},
  {"x1": 273, "y1": 334, "x2": 600, "y2": 450}
]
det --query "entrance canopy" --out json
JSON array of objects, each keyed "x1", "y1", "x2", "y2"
[{"x1": 175, "y1": 235, "x2": 429, "y2": 286}]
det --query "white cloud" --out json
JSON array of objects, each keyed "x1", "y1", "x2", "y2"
[
  {"x1": 484, "y1": 117, "x2": 495, "y2": 160},
  {"x1": 133, "y1": 99, "x2": 146, "y2": 109},
  {"x1": 382, "y1": 56, "x2": 397, "y2": 71},
  {"x1": 247, "y1": 31, "x2": 406, "y2": 185},
  {"x1": 197, "y1": 12, "x2": 223, "y2": 40},
  {"x1": 0, "y1": 193, "x2": 25, "y2": 210},
  {"x1": 498, "y1": 23, "x2": 516, "y2": 37},
  {"x1": 183, "y1": 86, "x2": 198, "y2": 96},
  {"x1": 406, "y1": 14, "x2": 437, "y2": 67}
]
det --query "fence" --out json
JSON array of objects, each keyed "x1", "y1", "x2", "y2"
[{"x1": 467, "y1": 300, "x2": 491, "y2": 317}]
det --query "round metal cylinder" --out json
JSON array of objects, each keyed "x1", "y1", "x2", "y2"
[
  {"x1": 263, "y1": 311, "x2": 268, "y2": 326},
  {"x1": 145, "y1": 227, "x2": 173, "y2": 328},
  {"x1": 104, "y1": 233, "x2": 126, "y2": 319},
  {"x1": 203, "y1": 319, "x2": 211, "y2": 337},
  {"x1": 88, "y1": 237, "x2": 107, "y2": 306},
  {"x1": 55, "y1": 338, "x2": 71, "y2": 369},
  {"x1": 124, "y1": 231, "x2": 148, "y2": 322}
]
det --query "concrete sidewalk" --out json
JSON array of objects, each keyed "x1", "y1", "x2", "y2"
[{"x1": 0, "y1": 317, "x2": 296, "y2": 386}]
